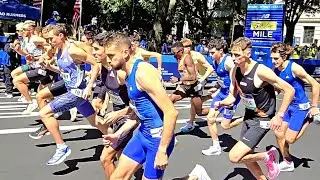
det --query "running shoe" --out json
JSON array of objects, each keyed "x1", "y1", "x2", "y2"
[
  {"x1": 18, "y1": 95, "x2": 27, "y2": 102},
  {"x1": 189, "y1": 164, "x2": 211, "y2": 180},
  {"x1": 180, "y1": 123, "x2": 195, "y2": 133},
  {"x1": 278, "y1": 160, "x2": 294, "y2": 172},
  {"x1": 70, "y1": 108, "x2": 77, "y2": 122},
  {"x1": 201, "y1": 145, "x2": 222, "y2": 156},
  {"x1": 22, "y1": 100, "x2": 38, "y2": 114},
  {"x1": 29, "y1": 125, "x2": 49, "y2": 140},
  {"x1": 264, "y1": 147, "x2": 280, "y2": 180},
  {"x1": 46, "y1": 146, "x2": 71, "y2": 166}
]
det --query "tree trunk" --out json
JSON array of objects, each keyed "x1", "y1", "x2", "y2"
[{"x1": 284, "y1": 22, "x2": 295, "y2": 44}]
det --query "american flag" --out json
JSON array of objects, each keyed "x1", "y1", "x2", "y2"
[
  {"x1": 33, "y1": 0, "x2": 42, "y2": 8},
  {"x1": 72, "y1": 0, "x2": 82, "y2": 28}
]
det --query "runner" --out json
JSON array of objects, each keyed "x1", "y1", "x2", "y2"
[
  {"x1": 201, "y1": 39, "x2": 243, "y2": 156},
  {"x1": 216, "y1": 37, "x2": 295, "y2": 180},
  {"x1": 103, "y1": 32, "x2": 178, "y2": 180},
  {"x1": 179, "y1": 38, "x2": 214, "y2": 133},
  {"x1": 38, "y1": 24, "x2": 108, "y2": 165},
  {"x1": 271, "y1": 42, "x2": 320, "y2": 172},
  {"x1": 131, "y1": 35, "x2": 162, "y2": 73},
  {"x1": 169, "y1": 42, "x2": 209, "y2": 117},
  {"x1": 91, "y1": 32, "x2": 136, "y2": 179}
]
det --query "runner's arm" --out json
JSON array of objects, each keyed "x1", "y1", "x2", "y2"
[
  {"x1": 181, "y1": 55, "x2": 197, "y2": 81},
  {"x1": 197, "y1": 54, "x2": 214, "y2": 82},
  {"x1": 257, "y1": 64, "x2": 295, "y2": 116},
  {"x1": 292, "y1": 62, "x2": 319, "y2": 107},
  {"x1": 32, "y1": 36, "x2": 49, "y2": 47},
  {"x1": 224, "y1": 56, "x2": 235, "y2": 71},
  {"x1": 69, "y1": 46, "x2": 100, "y2": 88},
  {"x1": 137, "y1": 62, "x2": 179, "y2": 153},
  {"x1": 113, "y1": 113, "x2": 139, "y2": 137},
  {"x1": 220, "y1": 67, "x2": 237, "y2": 106},
  {"x1": 140, "y1": 48, "x2": 162, "y2": 71}
]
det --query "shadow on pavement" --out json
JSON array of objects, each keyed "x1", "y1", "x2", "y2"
[
  {"x1": 53, "y1": 145, "x2": 104, "y2": 175},
  {"x1": 175, "y1": 120, "x2": 211, "y2": 139},
  {"x1": 219, "y1": 134, "x2": 238, "y2": 152},
  {"x1": 36, "y1": 129, "x2": 102, "y2": 148},
  {"x1": 224, "y1": 167, "x2": 256, "y2": 180}
]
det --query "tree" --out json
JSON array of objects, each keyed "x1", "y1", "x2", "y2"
[{"x1": 284, "y1": 0, "x2": 320, "y2": 43}]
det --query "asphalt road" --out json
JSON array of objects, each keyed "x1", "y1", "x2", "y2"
[{"x1": 0, "y1": 90, "x2": 319, "y2": 180}]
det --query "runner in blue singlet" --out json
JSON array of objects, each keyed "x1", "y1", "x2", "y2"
[
  {"x1": 38, "y1": 24, "x2": 109, "y2": 166},
  {"x1": 102, "y1": 32, "x2": 178, "y2": 180},
  {"x1": 271, "y1": 43, "x2": 320, "y2": 172}
]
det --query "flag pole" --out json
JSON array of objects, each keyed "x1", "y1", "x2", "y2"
[
  {"x1": 78, "y1": 0, "x2": 83, "y2": 41},
  {"x1": 39, "y1": 0, "x2": 44, "y2": 26}
]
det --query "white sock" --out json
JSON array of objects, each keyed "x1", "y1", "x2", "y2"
[
  {"x1": 212, "y1": 139, "x2": 220, "y2": 146},
  {"x1": 57, "y1": 143, "x2": 67, "y2": 149}
]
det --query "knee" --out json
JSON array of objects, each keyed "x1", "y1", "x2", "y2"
[
  {"x1": 207, "y1": 116, "x2": 216, "y2": 125},
  {"x1": 274, "y1": 130, "x2": 286, "y2": 139},
  {"x1": 100, "y1": 153, "x2": 114, "y2": 167},
  {"x1": 39, "y1": 108, "x2": 51, "y2": 120},
  {"x1": 36, "y1": 93, "x2": 43, "y2": 102},
  {"x1": 221, "y1": 122, "x2": 231, "y2": 130},
  {"x1": 12, "y1": 77, "x2": 19, "y2": 84},
  {"x1": 229, "y1": 152, "x2": 241, "y2": 164},
  {"x1": 285, "y1": 137, "x2": 296, "y2": 144}
]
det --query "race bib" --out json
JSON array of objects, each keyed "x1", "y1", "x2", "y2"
[
  {"x1": 298, "y1": 102, "x2": 310, "y2": 110},
  {"x1": 60, "y1": 72, "x2": 71, "y2": 82},
  {"x1": 260, "y1": 121, "x2": 270, "y2": 129},
  {"x1": 70, "y1": 89, "x2": 83, "y2": 98},
  {"x1": 150, "y1": 127, "x2": 163, "y2": 138},
  {"x1": 32, "y1": 62, "x2": 41, "y2": 68},
  {"x1": 241, "y1": 94, "x2": 257, "y2": 110},
  {"x1": 129, "y1": 100, "x2": 144, "y2": 120},
  {"x1": 109, "y1": 92, "x2": 125, "y2": 106},
  {"x1": 38, "y1": 68, "x2": 47, "y2": 76},
  {"x1": 217, "y1": 77, "x2": 226, "y2": 88}
]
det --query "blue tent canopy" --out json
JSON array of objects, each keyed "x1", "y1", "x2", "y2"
[{"x1": 0, "y1": 1, "x2": 40, "y2": 20}]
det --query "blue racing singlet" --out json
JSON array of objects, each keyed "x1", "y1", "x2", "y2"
[
  {"x1": 56, "y1": 43, "x2": 86, "y2": 90},
  {"x1": 126, "y1": 59, "x2": 164, "y2": 138},
  {"x1": 276, "y1": 61, "x2": 309, "y2": 105},
  {"x1": 213, "y1": 54, "x2": 231, "y2": 95}
]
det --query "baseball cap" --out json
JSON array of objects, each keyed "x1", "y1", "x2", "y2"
[{"x1": 52, "y1": 11, "x2": 59, "y2": 16}]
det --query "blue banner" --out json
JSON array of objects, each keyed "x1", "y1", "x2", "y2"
[{"x1": 245, "y1": 4, "x2": 285, "y2": 68}]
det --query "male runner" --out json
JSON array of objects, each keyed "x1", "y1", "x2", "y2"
[
  {"x1": 202, "y1": 39, "x2": 243, "y2": 156},
  {"x1": 91, "y1": 32, "x2": 136, "y2": 179},
  {"x1": 38, "y1": 25, "x2": 108, "y2": 165},
  {"x1": 169, "y1": 42, "x2": 209, "y2": 117},
  {"x1": 179, "y1": 38, "x2": 214, "y2": 133},
  {"x1": 103, "y1": 32, "x2": 178, "y2": 180},
  {"x1": 131, "y1": 36, "x2": 162, "y2": 73},
  {"x1": 271, "y1": 43, "x2": 320, "y2": 172},
  {"x1": 216, "y1": 37, "x2": 295, "y2": 180}
]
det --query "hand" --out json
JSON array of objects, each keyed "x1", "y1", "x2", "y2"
[
  {"x1": 82, "y1": 86, "x2": 92, "y2": 100},
  {"x1": 310, "y1": 107, "x2": 319, "y2": 117},
  {"x1": 270, "y1": 114, "x2": 283, "y2": 131},
  {"x1": 170, "y1": 76, "x2": 179, "y2": 83},
  {"x1": 26, "y1": 54, "x2": 33, "y2": 61},
  {"x1": 208, "y1": 87, "x2": 218, "y2": 95},
  {"x1": 102, "y1": 133, "x2": 120, "y2": 146},
  {"x1": 154, "y1": 149, "x2": 168, "y2": 170},
  {"x1": 100, "y1": 105, "x2": 108, "y2": 117},
  {"x1": 100, "y1": 111, "x2": 121, "y2": 125}
]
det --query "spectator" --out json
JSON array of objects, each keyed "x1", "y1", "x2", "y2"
[
  {"x1": 139, "y1": 34, "x2": 148, "y2": 50},
  {"x1": 316, "y1": 46, "x2": 320, "y2": 60},
  {"x1": 161, "y1": 34, "x2": 173, "y2": 54},
  {"x1": 45, "y1": 11, "x2": 61, "y2": 25},
  {"x1": 300, "y1": 45, "x2": 309, "y2": 59},
  {"x1": 195, "y1": 38, "x2": 208, "y2": 55}
]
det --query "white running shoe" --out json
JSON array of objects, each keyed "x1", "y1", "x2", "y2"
[
  {"x1": 70, "y1": 108, "x2": 77, "y2": 122},
  {"x1": 180, "y1": 123, "x2": 195, "y2": 133},
  {"x1": 6, "y1": 94, "x2": 13, "y2": 98},
  {"x1": 18, "y1": 95, "x2": 27, "y2": 103},
  {"x1": 22, "y1": 100, "x2": 38, "y2": 114},
  {"x1": 201, "y1": 145, "x2": 222, "y2": 156},
  {"x1": 189, "y1": 164, "x2": 211, "y2": 180},
  {"x1": 278, "y1": 160, "x2": 294, "y2": 172}
]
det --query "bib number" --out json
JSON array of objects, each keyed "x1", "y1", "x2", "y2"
[
  {"x1": 260, "y1": 121, "x2": 270, "y2": 129},
  {"x1": 70, "y1": 89, "x2": 83, "y2": 98},
  {"x1": 241, "y1": 94, "x2": 257, "y2": 110},
  {"x1": 298, "y1": 102, "x2": 310, "y2": 110},
  {"x1": 150, "y1": 127, "x2": 163, "y2": 138},
  {"x1": 217, "y1": 77, "x2": 226, "y2": 88},
  {"x1": 60, "y1": 72, "x2": 71, "y2": 82},
  {"x1": 109, "y1": 92, "x2": 125, "y2": 106},
  {"x1": 38, "y1": 69, "x2": 47, "y2": 76}
]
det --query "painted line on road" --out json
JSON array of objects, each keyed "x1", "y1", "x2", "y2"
[
  {"x1": 0, "y1": 105, "x2": 27, "y2": 109},
  {"x1": 0, "y1": 112, "x2": 39, "y2": 119},
  {"x1": 0, "y1": 101, "x2": 28, "y2": 105},
  {"x1": 0, "y1": 117, "x2": 242, "y2": 135},
  {"x1": 0, "y1": 107, "x2": 26, "y2": 111}
]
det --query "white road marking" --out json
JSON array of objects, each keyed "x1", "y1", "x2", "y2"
[
  {"x1": 0, "y1": 107, "x2": 26, "y2": 111},
  {"x1": 0, "y1": 105, "x2": 27, "y2": 109},
  {"x1": 0, "y1": 112, "x2": 39, "y2": 119},
  {"x1": 0, "y1": 102, "x2": 28, "y2": 105}
]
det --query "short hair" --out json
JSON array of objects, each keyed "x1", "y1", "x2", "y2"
[
  {"x1": 16, "y1": 22, "x2": 24, "y2": 31},
  {"x1": 35, "y1": 26, "x2": 43, "y2": 34},
  {"x1": 104, "y1": 32, "x2": 131, "y2": 48},
  {"x1": 24, "y1": 20, "x2": 36, "y2": 27},
  {"x1": 94, "y1": 31, "x2": 114, "y2": 46},
  {"x1": 208, "y1": 39, "x2": 228, "y2": 53},
  {"x1": 172, "y1": 41, "x2": 184, "y2": 49},
  {"x1": 42, "y1": 24, "x2": 56, "y2": 34},
  {"x1": 271, "y1": 42, "x2": 293, "y2": 60},
  {"x1": 181, "y1": 38, "x2": 193, "y2": 47},
  {"x1": 231, "y1": 37, "x2": 252, "y2": 52},
  {"x1": 50, "y1": 24, "x2": 67, "y2": 37},
  {"x1": 83, "y1": 30, "x2": 94, "y2": 40},
  {"x1": 130, "y1": 35, "x2": 140, "y2": 43}
]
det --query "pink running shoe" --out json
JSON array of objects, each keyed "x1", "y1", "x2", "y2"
[{"x1": 264, "y1": 147, "x2": 280, "y2": 180}]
